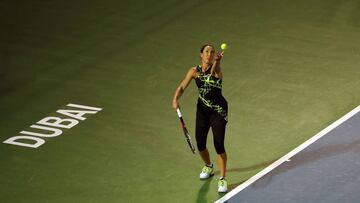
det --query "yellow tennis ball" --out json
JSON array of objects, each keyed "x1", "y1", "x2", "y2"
[{"x1": 221, "y1": 43, "x2": 227, "y2": 50}]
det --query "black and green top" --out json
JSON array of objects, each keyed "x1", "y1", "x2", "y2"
[{"x1": 195, "y1": 65, "x2": 228, "y2": 121}]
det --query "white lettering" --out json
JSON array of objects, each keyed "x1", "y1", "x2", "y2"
[
  {"x1": 56, "y1": 109, "x2": 98, "y2": 121},
  {"x1": 37, "y1": 117, "x2": 79, "y2": 129},
  {"x1": 20, "y1": 125, "x2": 63, "y2": 137},
  {"x1": 3, "y1": 103, "x2": 102, "y2": 149},
  {"x1": 3, "y1": 136, "x2": 45, "y2": 148},
  {"x1": 67, "y1": 103, "x2": 102, "y2": 111}
]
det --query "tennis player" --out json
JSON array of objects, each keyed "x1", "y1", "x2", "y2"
[{"x1": 172, "y1": 44, "x2": 228, "y2": 193}]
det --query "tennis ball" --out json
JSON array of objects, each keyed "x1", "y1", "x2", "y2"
[{"x1": 220, "y1": 43, "x2": 227, "y2": 50}]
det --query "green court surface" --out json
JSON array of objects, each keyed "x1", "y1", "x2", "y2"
[{"x1": 1, "y1": 0, "x2": 360, "y2": 202}]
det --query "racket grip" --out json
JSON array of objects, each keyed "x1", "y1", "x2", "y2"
[{"x1": 176, "y1": 108, "x2": 182, "y2": 118}]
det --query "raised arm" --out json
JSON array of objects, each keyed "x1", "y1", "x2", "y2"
[
  {"x1": 172, "y1": 67, "x2": 196, "y2": 110},
  {"x1": 210, "y1": 51, "x2": 224, "y2": 77}
]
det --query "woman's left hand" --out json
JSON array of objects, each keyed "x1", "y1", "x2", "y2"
[{"x1": 215, "y1": 51, "x2": 224, "y2": 61}]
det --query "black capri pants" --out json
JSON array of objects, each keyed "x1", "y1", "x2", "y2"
[{"x1": 195, "y1": 102, "x2": 227, "y2": 154}]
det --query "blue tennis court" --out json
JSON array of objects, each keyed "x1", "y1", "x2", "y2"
[{"x1": 216, "y1": 105, "x2": 360, "y2": 203}]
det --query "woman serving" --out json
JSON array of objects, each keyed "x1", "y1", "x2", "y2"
[{"x1": 172, "y1": 44, "x2": 228, "y2": 193}]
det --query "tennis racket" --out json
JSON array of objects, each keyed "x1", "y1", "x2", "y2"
[{"x1": 176, "y1": 107, "x2": 196, "y2": 154}]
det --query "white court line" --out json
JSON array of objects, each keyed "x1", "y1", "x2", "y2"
[{"x1": 215, "y1": 105, "x2": 360, "y2": 203}]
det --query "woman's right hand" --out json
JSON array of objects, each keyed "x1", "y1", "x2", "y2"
[{"x1": 172, "y1": 100, "x2": 179, "y2": 110}]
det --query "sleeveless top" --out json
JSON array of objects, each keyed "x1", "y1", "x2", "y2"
[{"x1": 194, "y1": 65, "x2": 228, "y2": 121}]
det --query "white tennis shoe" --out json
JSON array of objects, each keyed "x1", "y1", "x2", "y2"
[
  {"x1": 199, "y1": 164, "x2": 214, "y2": 179},
  {"x1": 218, "y1": 178, "x2": 228, "y2": 193}
]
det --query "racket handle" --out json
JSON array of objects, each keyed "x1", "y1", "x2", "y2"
[{"x1": 176, "y1": 108, "x2": 182, "y2": 118}]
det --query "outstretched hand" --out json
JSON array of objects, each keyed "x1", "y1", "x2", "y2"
[{"x1": 215, "y1": 51, "x2": 224, "y2": 61}]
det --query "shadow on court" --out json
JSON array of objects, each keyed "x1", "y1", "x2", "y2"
[
  {"x1": 195, "y1": 176, "x2": 230, "y2": 202},
  {"x1": 196, "y1": 176, "x2": 213, "y2": 203}
]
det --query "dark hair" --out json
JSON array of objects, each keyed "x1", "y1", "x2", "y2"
[{"x1": 200, "y1": 44, "x2": 214, "y2": 53}]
